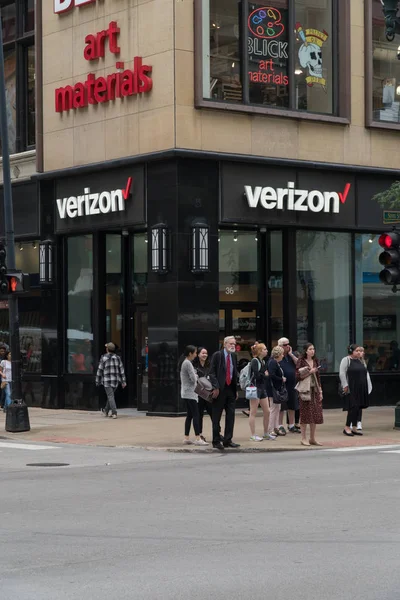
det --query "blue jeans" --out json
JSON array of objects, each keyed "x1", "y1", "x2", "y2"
[{"x1": 4, "y1": 383, "x2": 11, "y2": 408}]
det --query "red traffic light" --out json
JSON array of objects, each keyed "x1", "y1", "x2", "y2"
[{"x1": 379, "y1": 231, "x2": 400, "y2": 249}]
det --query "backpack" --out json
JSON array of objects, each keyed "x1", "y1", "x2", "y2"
[{"x1": 239, "y1": 362, "x2": 253, "y2": 390}]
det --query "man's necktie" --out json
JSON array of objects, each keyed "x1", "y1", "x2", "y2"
[{"x1": 226, "y1": 353, "x2": 231, "y2": 386}]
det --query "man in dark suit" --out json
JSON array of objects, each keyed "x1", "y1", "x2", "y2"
[{"x1": 209, "y1": 336, "x2": 240, "y2": 450}]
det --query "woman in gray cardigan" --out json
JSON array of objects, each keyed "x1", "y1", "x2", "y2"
[
  {"x1": 339, "y1": 344, "x2": 372, "y2": 437},
  {"x1": 180, "y1": 345, "x2": 208, "y2": 446}
]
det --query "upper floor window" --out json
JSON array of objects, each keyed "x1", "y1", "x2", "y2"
[
  {"x1": 370, "y1": 0, "x2": 400, "y2": 125},
  {"x1": 198, "y1": 0, "x2": 348, "y2": 119},
  {"x1": 0, "y1": 0, "x2": 35, "y2": 154}
]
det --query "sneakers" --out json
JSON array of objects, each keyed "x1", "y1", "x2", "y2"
[
  {"x1": 278, "y1": 426, "x2": 287, "y2": 436},
  {"x1": 288, "y1": 426, "x2": 301, "y2": 434},
  {"x1": 263, "y1": 432, "x2": 277, "y2": 440},
  {"x1": 250, "y1": 435, "x2": 263, "y2": 442},
  {"x1": 193, "y1": 438, "x2": 209, "y2": 446},
  {"x1": 357, "y1": 421, "x2": 362, "y2": 431},
  {"x1": 101, "y1": 408, "x2": 109, "y2": 417},
  {"x1": 112, "y1": 414, "x2": 117, "y2": 419},
  {"x1": 183, "y1": 439, "x2": 192, "y2": 445}
]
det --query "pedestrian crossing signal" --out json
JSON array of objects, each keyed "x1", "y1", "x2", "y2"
[{"x1": 6, "y1": 272, "x2": 29, "y2": 294}]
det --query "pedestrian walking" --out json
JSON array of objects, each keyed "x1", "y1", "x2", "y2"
[
  {"x1": 248, "y1": 342, "x2": 276, "y2": 441},
  {"x1": 295, "y1": 343, "x2": 324, "y2": 447},
  {"x1": 209, "y1": 336, "x2": 240, "y2": 450},
  {"x1": 0, "y1": 350, "x2": 12, "y2": 412},
  {"x1": 192, "y1": 347, "x2": 212, "y2": 442},
  {"x1": 180, "y1": 345, "x2": 208, "y2": 446},
  {"x1": 340, "y1": 344, "x2": 372, "y2": 437},
  {"x1": 96, "y1": 342, "x2": 126, "y2": 419},
  {"x1": 278, "y1": 337, "x2": 300, "y2": 434},
  {"x1": 268, "y1": 346, "x2": 288, "y2": 437}
]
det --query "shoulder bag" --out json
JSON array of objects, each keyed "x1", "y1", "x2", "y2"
[{"x1": 195, "y1": 376, "x2": 214, "y2": 403}]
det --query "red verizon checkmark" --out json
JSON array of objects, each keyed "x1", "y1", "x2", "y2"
[
  {"x1": 122, "y1": 177, "x2": 132, "y2": 200},
  {"x1": 339, "y1": 182, "x2": 351, "y2": 204}
]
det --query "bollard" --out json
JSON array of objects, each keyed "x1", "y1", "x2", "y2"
[
  {"x1": 5, "y1": 400, "x2": 31, "y2": 433},
  {"x1": 394, "y1": 402, "x2": 400, "y2": 430}
]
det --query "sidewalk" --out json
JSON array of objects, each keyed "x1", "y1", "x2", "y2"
[{"x1": 0, "y1": 406, "x2": 399, "y2": 451}]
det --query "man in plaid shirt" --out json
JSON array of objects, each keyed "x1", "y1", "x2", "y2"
[{"x1": 96, "y1": 342, "x2": 126, "y2": 419}]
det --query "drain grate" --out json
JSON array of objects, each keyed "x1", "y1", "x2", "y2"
[{"x1": 26, "y1": 463, "x2": 70, "y2": 467}]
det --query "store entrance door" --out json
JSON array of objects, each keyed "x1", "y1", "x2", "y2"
[
  {"x1": 219, "y1": 305, "x2": 260, "y2": 370},
  {"x1": 135, "y1": 306, "x2": 149, "y2": 411}
]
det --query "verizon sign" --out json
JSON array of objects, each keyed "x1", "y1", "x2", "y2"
[
  {"x1": 54, "y1": 0, "x2": 95, "y2": 13},
  {"x1": 56, "y1": 177, "x2": 132, "y2": 220},
  {"x1": 244, "y1": 182, "x2": 351, "y2": 214}
]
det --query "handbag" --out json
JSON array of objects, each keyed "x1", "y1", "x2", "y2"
[
  {"x1": 1, "y1": 381, "x2": 7, "y2": 390},
  {"x1": 194, "y1": 376, "x2": 214, "y2": 402},
  {"x1": 272, "y1": 384, "x2": 288, "y2": 404},
  {"x1": 245, "y1": 386, "x2": 258, "y2": 400}
]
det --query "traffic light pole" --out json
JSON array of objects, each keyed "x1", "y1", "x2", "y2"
[{"x1": 0, "y1": 13, "x2": 23, "y2": 403}]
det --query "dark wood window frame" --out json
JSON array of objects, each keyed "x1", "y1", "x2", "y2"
[
  {"x1": 194, "y1": 0, "x2": 350, "y2": 125},
  {"x1": 0, "y1": 0, "x2": 35, "y2": 153},
  {"x1": 365, "y1": 0, "x2": 400, "y2": 131}
]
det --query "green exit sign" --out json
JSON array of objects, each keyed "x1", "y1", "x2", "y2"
[{"x1": 383, "y1": 210, "x2": 400, "y2": 225}]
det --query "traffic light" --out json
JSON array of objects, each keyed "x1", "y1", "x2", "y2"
[
  {"x1": 379, "y1": 230, "x2": 400, "y2": 285},
  {"x1": 0, "y1": 242, "x2": 7, "y2": 295},
  {"x1": 6, "y1": 272, "x2": 30, "y2": 294}
]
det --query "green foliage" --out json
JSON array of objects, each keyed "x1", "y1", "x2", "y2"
[{"x1": 373, "y1": 182, "x2": 400, "y2": 209}]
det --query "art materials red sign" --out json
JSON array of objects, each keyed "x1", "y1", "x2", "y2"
[{"x1": 54, "y1": 20, "x2": 152, "y2": 113}]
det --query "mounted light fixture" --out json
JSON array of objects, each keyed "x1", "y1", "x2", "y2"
[
  {"x1": 151, "y1": 224, "x2": 170, "y2": 274},
  {"x1": 39, "y1": 239, "x2": 55, "y2": 284},
  {"x1": 191, "y1": 221, "x2": 209, "y2": 274}
]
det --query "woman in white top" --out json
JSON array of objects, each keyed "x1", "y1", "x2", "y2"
[{"x1": 0, "y1": 351, "x2": 12, "y2": 411}]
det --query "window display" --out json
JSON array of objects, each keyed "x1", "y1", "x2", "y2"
[{"x1": 202, "y1": 0, "x2": 337, "y2": 115}]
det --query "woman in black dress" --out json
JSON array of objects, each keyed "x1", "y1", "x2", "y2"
[
  {"x1": 339, "y1": 344, "x2": 371, "y2": 437},
  {"x1": 192, "y1": 347, "x2": 212, "y2": 442}
]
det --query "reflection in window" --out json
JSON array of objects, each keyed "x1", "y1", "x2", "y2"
[
  {"x1": 0, "y1": 50, "x2": 17, "y2": 154},
  {"x1": 24, "y1": 0, "x2": 35, "y2": 33},
  {"x1": 2, "y1": 3, "x2": 16, "y2": 44},
  {"x1": 67, "y1": 236, "x2": 93, "y2": 374},
  {"x1": 0, "y1": 241, "x2": 41, "y2": 373},
  {"x1": 106, "y1": 235, "x2": 123, "y2": 351},
  {"x1": 355, "y1": 234, "x2": 400, "y2": 372},
  {"x1": 296, "y1": 231, "x2": 351, "y2": 372},
  {"x1": 269, "y1": 231, "x2": 283, "y2": 346},
  {"x1": 219, "y1": 230, "x2": 258, "y2": 302},
  {"x1": 205, "y1": 0, "x2": 242, "y2": 102},
  {"x1": 133, "y1": 233, "x2": 148, "y2": 303},
  {"x1": 372, "y1": 0, "x2": 400, "y2": 123},
  {"x1": 26, "y1": 45, "x2": 35, "y2": 147},
  {"x1": 295, "y1": 0, "x2": 333, "y2": 114}
]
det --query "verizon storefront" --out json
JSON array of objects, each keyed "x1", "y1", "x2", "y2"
[{"x1": 36, "y1": 155, "x2": 400, "y2": 413}]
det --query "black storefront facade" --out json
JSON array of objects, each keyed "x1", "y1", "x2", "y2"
[{"x1": 34, "y1": 152, "x2": 400, "y2": 414}]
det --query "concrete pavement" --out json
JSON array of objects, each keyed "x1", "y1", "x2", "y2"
[{"x1": 1, "y1": 405, "x2": 399, "y2": 451}]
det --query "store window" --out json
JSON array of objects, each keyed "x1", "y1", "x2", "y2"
[
  {"x1": 0, "y1": 240, "x2": 41, "y2": 372},
  {"x1": 106, "y1": 235, "x2": 123, "y2": 351},
  {"x1": 133, "y1": 233, "x2": 148, "y2": 303},
  {"x1": 219, "y1": 230, "x2": 258, "y2": 302},
  {"x1": 370, "y1": 0, "x2": 400, "y2": 124},
  {"x1": 201, "y1": 0, "x2": 341, "y2": 116},
  {"x1": 296, "y1": 231, "x2": 351, "y2": 372},
  {"x1": 355, "y1": 234, "x2": 400, "y2": 372},
  {"x1": 0, "y1": 0, "x2": 35, "y2": 154},
  {"x1": 67, "y1": 236, "x2": 93, "y2": 374},
  {"x1": 269, "y1": 230, "x2": 283, "y2": 346}
]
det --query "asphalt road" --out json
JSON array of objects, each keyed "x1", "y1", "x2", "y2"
[{"x1": 0, "y1": 440, "x2": 399, "y2": 600}]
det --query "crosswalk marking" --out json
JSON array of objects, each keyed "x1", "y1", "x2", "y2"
[
  {"x1": 0, "y1": 442, "x2": 58, "y2": 450},
  {"x1": 380, "y1": 450, "x2": 400, "y2": 454},
  {"x1": 324, "y1": 444, "x2": 400, "y2": 453}
]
